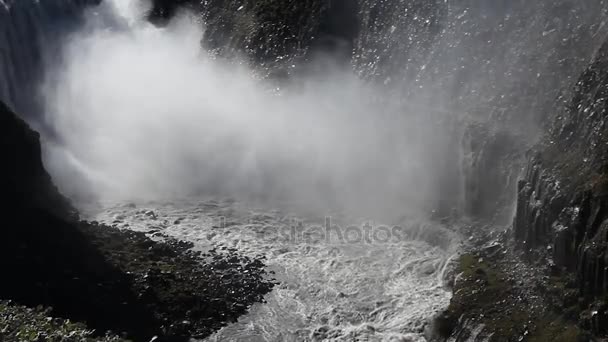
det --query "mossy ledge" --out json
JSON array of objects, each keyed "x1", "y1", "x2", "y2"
[{"x1": 433, "y1": 235, "x2": 587, "y2": 342}]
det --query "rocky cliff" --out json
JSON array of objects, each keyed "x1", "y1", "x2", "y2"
[
  {"x1": 514, "y1": 36, "x2": 608, "y2": 336},
  {"x1": 0, "y1": 101, "x2": 72, "y2": 215},
  {"x1": 436, "y1": 28, "x2": 608, "y2": 342}
]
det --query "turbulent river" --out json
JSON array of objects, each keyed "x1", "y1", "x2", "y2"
[{"x1": 90, "y1": 199, "x2": 460, "y2": 342}]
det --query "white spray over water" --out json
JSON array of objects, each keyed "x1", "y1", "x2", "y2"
[
  {"x1": 42, "y1": 2, "x2": 463, "y2": 340},
  {"x1": 42, "y1": 0, "x2": 456, "y2": 219}
]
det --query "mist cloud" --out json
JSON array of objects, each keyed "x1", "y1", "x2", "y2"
[{"x1": 42, "y1": 0, "x2": 455, "y2": 219}]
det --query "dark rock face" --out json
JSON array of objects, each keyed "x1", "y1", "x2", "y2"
[
  {"x1": 439, "y1": 5, "x2": 608, "y2": 339},
  {"x1": 0, "y1": 101, "x2": 71, "y2": 215},
  {"x1": 149, "y1": 0, "x2": 359, "y2": 72},
  {"x1": 442, "y1": 1, "x2": 608, "y2": 222},
  {"x1": 514, "y1": 36, "x2": 608, "y2": 336}
]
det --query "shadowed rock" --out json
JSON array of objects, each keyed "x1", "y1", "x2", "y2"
[{"x1": 0, "y1": 102, "x2": 275, "y2": 341}]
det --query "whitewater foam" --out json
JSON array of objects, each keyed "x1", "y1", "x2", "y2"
[{"x1": 92, "y1": 199, "x2": 460, "y2": 341}]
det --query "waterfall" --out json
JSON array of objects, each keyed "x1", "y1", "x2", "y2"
[{"x1": 0, "y1": 0, "x2": 97, "y2": 131}]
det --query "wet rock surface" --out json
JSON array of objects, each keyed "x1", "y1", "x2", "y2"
[
  {"x1": 485, "y1": 27, "x2": 608, "y2": 341},
  {"x1": 148, "y1": 0, "x2": 359, "y2": 72},
  {"x1": 434, "y1": 227, "x2": 586, "y2": 342},
  {"x1": 461, "y1": 124, "x2": 527, "y2": 224},
  {"x1": 437, "y1": 24, "x2": 608, "y2": 341},
  {"x1": 0, "y1": 300, "x2": 125, "y2": 342},
  {"x1": 77, "y1": 221, "x2": 277, "y2": 340},
  {"x1": 434, "y1": 8, "x2": 608, "y2": 341},
  {"x1": 2, "y1": 209, "x2": 276, "y2": 342}
]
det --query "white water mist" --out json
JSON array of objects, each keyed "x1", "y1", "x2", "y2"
[{"x1": 42, "y1": 0, "x2": 454, "y2": 219}]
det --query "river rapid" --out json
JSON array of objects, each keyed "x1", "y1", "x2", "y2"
[{"x1": 90, "y1": 199, "x2": 460, "y2": 342}]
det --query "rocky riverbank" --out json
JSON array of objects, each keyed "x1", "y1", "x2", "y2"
[{"x1": 0, "y1": 101, "x2": 276, "y2": 341}]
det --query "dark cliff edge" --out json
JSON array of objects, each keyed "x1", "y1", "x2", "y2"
[
  {"x1": 0, "y1": 102, "x2": 275, "y2": 341},
  {"x1": 434, "y1": 36, "x2": 608, "y2": 342},
  {"x1": 514, "y1": 37, "x2": 608, "y2": 337}
]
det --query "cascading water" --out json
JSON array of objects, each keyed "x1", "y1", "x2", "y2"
[{"x1": 0, "y1": 0, "x2": 96, "y2": 128}]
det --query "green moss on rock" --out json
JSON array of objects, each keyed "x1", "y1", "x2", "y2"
[
  {"x1": 438, "y1": 248, "x2": 587, "y2": 342},
  {"x1": 0, "y1": 301, "x2": 126, "y2": 342}
]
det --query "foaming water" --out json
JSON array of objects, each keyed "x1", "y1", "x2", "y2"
[{"x1": 93, "y1": 200, "x2": 460, "y2": 341}]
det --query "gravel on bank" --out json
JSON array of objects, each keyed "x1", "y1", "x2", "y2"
[{"x1": 1, "y1": 218, "x2": 276, "y2": 342}]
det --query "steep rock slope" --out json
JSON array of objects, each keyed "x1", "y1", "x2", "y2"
[
  {"x1": 0, "y1": 101, "x2": 161, "y2": 339},
  {"x1": 514, "y1": 37, "x2": 608, "y2": 336},
  {"x1": 437, "y1": 33, "x2": 608, "y2": 342},
  {"x1": 0, "y1": 101, "x2": 72, "y2": 214}
]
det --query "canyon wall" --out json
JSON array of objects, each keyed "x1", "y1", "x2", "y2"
[{"x1": 515, "y1": 36, "x2": 608, "y2": 334}]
